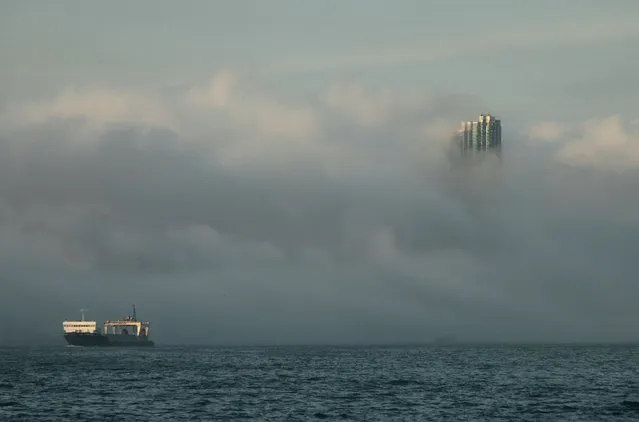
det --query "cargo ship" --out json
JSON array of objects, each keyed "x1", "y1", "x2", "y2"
[{"x1": 63, "y1": 305, "x2": 154, "y2": 347}]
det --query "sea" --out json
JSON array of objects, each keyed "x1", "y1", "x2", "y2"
[{"x1": 2, "y1": 344, "x2": 639, "y2": 421}]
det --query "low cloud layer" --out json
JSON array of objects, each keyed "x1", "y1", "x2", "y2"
[{"x1": 1, "y1": 71, "x2": 638, "y2": 345}]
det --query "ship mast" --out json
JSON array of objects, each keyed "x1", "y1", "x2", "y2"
[
  {"x1": 132, "y1": 304, "x2": 136, "y2": 321},
  {"x1": 80, "y1": 308, "x2": 88, "y2": 321}
]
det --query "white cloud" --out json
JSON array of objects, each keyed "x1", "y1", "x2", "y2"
[
  {"x1": 4, "y1": 88, "x2": 177, "y2": 131},
  {"x1": 2, "y1": 71, "x2": 322, "y2": 154},
  {"x1": 183, "y1": 71, "x2": 327, "y2": 166},
  {"x1": 322, "y1": 83, "x2": 409, "y2": 127},
  {"x1": 525, "y1": 116, "x2": 639, "y2": 171},
  {"x1": 552, "y1": 116, "x2": 639, "y2": 170},
  {"x1": 1, "y1": 71, "x2": 465, "y2": 176},
  {"x1": 185, "y1": 70, "x2": 239, "y2": 109},
  {"x1": 0, "y1": 71, "x2": 330, "y2": 169},
  {"x1": 526, "y1": 122, "x2": 566, "y2": 142},
  {"x1": 185, "y1": 71, "x2": 319, "y2": 141},
  {"x1": 11, "y1": 73, "x2": 639, "y2": 177}
]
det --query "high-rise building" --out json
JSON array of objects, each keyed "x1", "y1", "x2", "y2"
[{"x1": 457, "y1": 113, "x2": 502, "y2": 154}]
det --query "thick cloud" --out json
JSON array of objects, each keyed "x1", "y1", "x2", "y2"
[{"x1": 1, "y1": 71, "x2": 638, "y2": 345}]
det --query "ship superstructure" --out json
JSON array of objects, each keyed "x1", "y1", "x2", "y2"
[
  {"x1": 63, "y1": 308, "x2": 97, "y2": 334},
  {"x1": 63, "y1": 305, "x2": 154, "y2": 347}
]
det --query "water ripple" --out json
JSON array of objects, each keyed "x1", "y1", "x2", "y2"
[{"x1": 1, "y1": 344, "x2": 639, "y2": 421}]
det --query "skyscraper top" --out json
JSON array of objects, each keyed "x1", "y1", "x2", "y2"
[
  {"x1": 472, "y1": 113, "x2": 499, "y2": 123},
  {"x1": 457, "y1": 113, "x2": 502, "y2": 152}
]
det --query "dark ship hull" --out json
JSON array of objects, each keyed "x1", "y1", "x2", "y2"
[{"x1": 64, "y1": 332, "x2": 154, "y2": 347}]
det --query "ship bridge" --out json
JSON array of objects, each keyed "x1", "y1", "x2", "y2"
[
  {"x1": 63, "y1": 321, "x2": 97, "y2": 334},
  {"x1": 63, "y1": 308, "x2": 97, "y2": 333}
]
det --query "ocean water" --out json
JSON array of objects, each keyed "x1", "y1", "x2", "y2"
[{"x1": 2, "y1": 344, "x2": 639, "y2": 421}]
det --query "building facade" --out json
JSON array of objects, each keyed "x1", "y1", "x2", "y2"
[{"x1": 457, "y1": 113, "x2": 502, "y2": 153}]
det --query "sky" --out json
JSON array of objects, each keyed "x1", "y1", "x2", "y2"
[{"x1": 1, "y1": 1, "x2": 639, "y2": 345}]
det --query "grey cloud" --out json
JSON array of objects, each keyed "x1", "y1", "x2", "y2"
[{"x1": 1, "y1": 83, "x2": 638, "y2": 346}]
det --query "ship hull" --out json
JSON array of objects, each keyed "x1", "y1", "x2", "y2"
[{"x1": 64, "y1": 333, "x2": 154, "y2": 347}]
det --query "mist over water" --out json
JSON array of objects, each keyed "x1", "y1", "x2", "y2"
[{"x1": 0, "y1": 72, "x2": 638, "y2": 346}]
